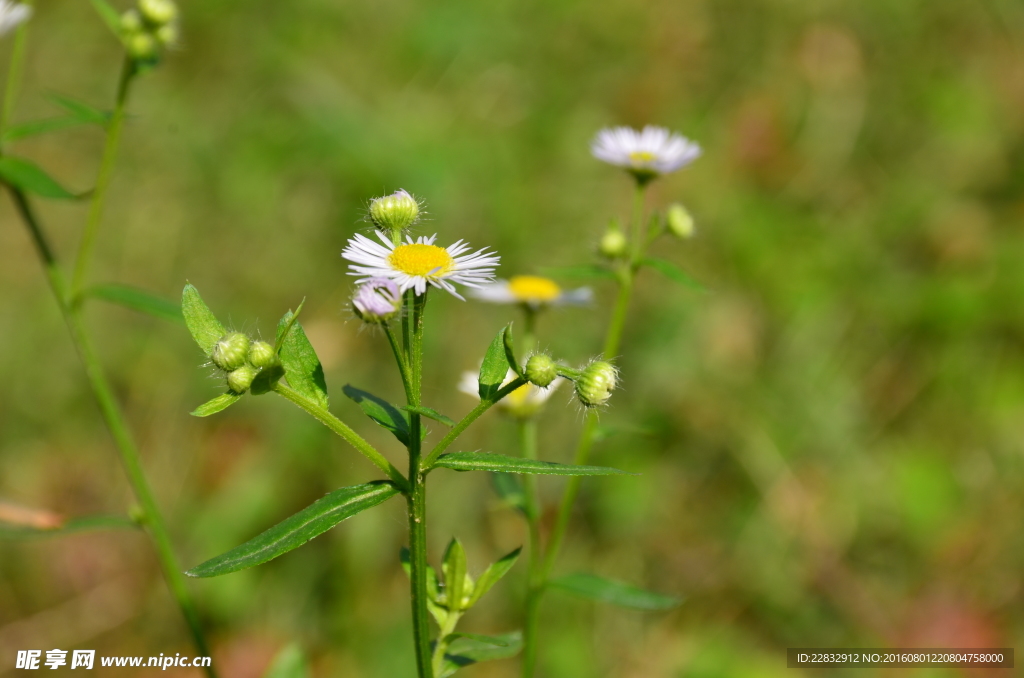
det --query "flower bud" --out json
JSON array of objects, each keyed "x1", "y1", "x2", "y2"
[
  {"x1": 368, "y1": 189, "x2": 420, "y2": 233},
  {"x1": 575, "y1": 361, "x2": 618, "y2": 408},
  {"x1": 126, "y1": 31, "x2": 158, "y2": 59},
  {"x1": 248, "y1": 340, "x2": 278, "y2": 369},
  {"x1": 227, "y1": 364, "x2": 258, "y2": 394},
  {"x1": 138, "y1": 0, "x2": 177, "y2": 26},
  {"x1": 599, "y1": 225, "x2": 628, "y2": 259},
  {"x1": 120, "y1": 9, "x2": 143, "y2": 33},
  {"x1": 353, "y1": 278, "x2": 402, "y2": 323},
  {"x1": 211, "y1": 332, "x2": 251, "y2": 371},
  {"x1": 525, "y1": 353, "x2": 557, "y2": 388},
  {"x1": 154, "y1": 24, "x2": 178, "y2": 47},
  {"x1": 666, "y1": 203, "x2": 695, "y2": 239}
]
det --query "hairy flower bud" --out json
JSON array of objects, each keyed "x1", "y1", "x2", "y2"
[
  {"x1": 248, "y1": 340, "x2": 278, "y2": 369},
  {"x1": 226, "y1": 364, "x2": 258, "y2": 394},
  {"x1": 154, "y1": 23, "x2": 178, "y2": 47},
  {"x1": 368, "y1": 189, "x2": 420, "y2": 233},
  {"x1": 666, "y1": 203, "x2": 695, "y2": 239},
  {"x1": 575, "y1": 361, "x2": 618, "y2": 408},
  {"x1": 120, "y1": 9, "x2": 142, "y2": 33},
  {"x1": 525, "y1": 353, "x2": 557, "y2": 388},
  {"x1": 352, "y1": 278, "x2": 402, "y2": 323},
  {"x1": 138, "y1": 0, "x2": 177, "y2": 26},
  {"x1": 211, "y1": 332, "x2": 251, "y2": 371},
  {"x1": 599, "y1": 225, "x2": 628, "y2": 259},
  {"x1": 126, "y1": 31, "x2": 157, "y2": 59}
]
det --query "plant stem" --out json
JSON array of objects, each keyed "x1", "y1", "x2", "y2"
[
  {"x1": 71, "y1": 57, "x2": 134, "y2": 296},
  {"x1": 431, "y1": 610, "x2": 462, "y2": 676},
  {"x1": 518, "y1": 418, "x2": 544, "y2": 678},
  {"x1": 384, "y1": 323, "x2": 413, "y2": 402},
  {"x1": 271, "y1": 383, "x2": 408, "y2": 490},
  {"x1": 6, "y1": 186, "x2": 218, "y2": 678}
]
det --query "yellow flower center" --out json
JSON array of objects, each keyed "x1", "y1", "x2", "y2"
[
  {"x1": 508, "y1": 275, "x2": 561, "y2": 303},
  {"x1": 388, "y1": 244, "x2": 454, "y2": 278},
  {"x1": 629, "y1": 150, "x2": 656, "y2": 164}
]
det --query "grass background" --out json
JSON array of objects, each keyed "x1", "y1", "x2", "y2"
[{"x1": 2, "y1": 0, "x2": 1024, "y2": 676}]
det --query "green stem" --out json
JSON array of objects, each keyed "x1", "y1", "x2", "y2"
[
  {"x1": 519, "y1": 419, "x2": 544, "y2": 678},
  {"x1": 0, "y1": 0, "x2": 33, "y2": 140},
  {"x1": 6, "y1": 186, "x2": 218, "y2": 678},
  {"x1": 431, "y1": 610, "x2": 462, "y2": 676},
  {"x1": 270, "y1": 382, "x2": 407, "y2": 490},
  {"x1": 384, "y1": 323, "x2": 413, "y2": 402},
  {"x1": 71, "y1": 57, "x2": 134, "y2": 296}
]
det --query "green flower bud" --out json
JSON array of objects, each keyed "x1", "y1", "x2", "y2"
[
  {"x1": 248, "y1": 340, "x2": 278, "y2": 369},
  {"x1": 120, "y1": 9, "x2": 143, "y2": 33},
  {"x1": 599, "y1": 225, "x2": 628, "y2": 259},
  {"x1": 138, "y1": 0, "x2": 177, "y2": 26},
  {"x1": 666, "y1": 203, "x2": 695, "y2": 239},
  {"x1": 575, "y1": 361, "x2": 618, "y2": 408},
  {"x1": 369, "y1": 189, "x2": 420, "y2": 232},
  {"x1": 525, "y1": 353, "x2": 557, "y2": 388},
  {"x1": 227, "y1": 364, "x2": 258, "y2": 394},
  {"x1": 155, "y1": 24, "x2": 178, "y2": 47},
  {"x1": 126, "y1": 32, "x2": 158, "y2": 60},
  {"x1": 211, "y1": 332, "x2": 251, "y2": 371}
]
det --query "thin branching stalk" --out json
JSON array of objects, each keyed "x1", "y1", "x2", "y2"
[{"x1": 0, "y1": 0, "x2": 33, "y2": 135}]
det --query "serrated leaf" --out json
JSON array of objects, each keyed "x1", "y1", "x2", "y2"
[
  {"x1": 277, "y1": 308, "x2": 328, "y2": 409},
  {"x1": 262, "y1": 644, "x2": 309, "y2": 678},
  {"x1": 190, "y1": 393, "x2": 241, "y2": 417},
  {"x1": 479, "y1": 325, "x2": 513, "y2": 400},
  {"x1": 343, "y1": 385, "x2": 410, "y2": 445},
  {"x1": 86, "y1": 283, "x2": 183, "y2": 324},
  {"x1": 181, "y1": 284, "x2": 226, "y2": 354},
  {"x1": 187, "y1": 481, "x2": 400, "y2": 578},
  {"x1": 402, "y1": 406, "x2": 455, "y2": 427},
  {"x1": 443, "y1": 538, "x2": 469, "y2": 611},
  {"x1": 468, "y1": 547, "x2": 521, "y2": 606},
  {"x1": 437, "y1": 632, "x2": 522, "y2": 678},
  {"x1": 642, "y1": 257, "x2": 704, "y2": 290},
  {"x1": 502, "y1": 325, "x2": 522, "y2": 377},
  {"x1": 549, "y1": 573, "x2": 681, "y2": 610},
  {"x1": 0, "y1": 156, "x2": 77, "y2": 199},
  {"x1": 49, "y1": 94, "x2": 109, "y2": 125},
  {"x1": 540, "y1": 264, "x2": 617, "y2": 280},
  {"x1": 251, "y1": 364, "x2": 285, "y2": 396},
  {"x1": 432, "y1": 452, "x2": 632, "y2": 476},
  {"x1": 491, "y1": 473, "x2": 525, "y2": 512},
  {"x1": 89, "y1": 0, "x2": 124, "y2": 38}
]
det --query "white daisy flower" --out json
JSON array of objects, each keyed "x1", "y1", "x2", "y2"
[
  {"x1": 458, "y1": 368, "x2": 561, "y2": 419},
  {"x1": 470, "y1": 275, "x2": 592, "y2": 310},
  {"x1": 591, "y1": 125, "x2": 701, "y2": 181},
  {"x1": 0, "y1": 0, "x2": 31, "y2": 37},
  {"x1": 342, "y1": 231, "x2": 500, "y2": 300}
]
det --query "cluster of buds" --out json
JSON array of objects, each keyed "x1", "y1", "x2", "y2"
[
  {"x1": 120, "y1": 0, "x2": 178, "y2": 61},
  {"x1": 598, "y1": 203, "x2": 695, "y2": 260},
  {"x1": 525, "y1": 353, "x2": 618, "y2": 409},
  {"x1": 210, "y1": 332, "x2": 280, "y2": 394},
  {"x1": 368, "y1": 189, "x2": 422, "y2": 238}
]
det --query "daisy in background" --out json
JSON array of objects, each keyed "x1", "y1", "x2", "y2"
[
  {"x1": 591, "y1": 125, "x2": 701, "y2": 184},
  {"x1": 470, "y1": 275, "x2": 592, "y2": 310},
  {"x1": 0, "y1": 0, "x2": 31, "y2": 37},
  {"x1": 458, "y1": 368, "x2": 561, "y2": 420},
  {"x1": 342, "y1": 231, "x2": 499, "y2": 300}
]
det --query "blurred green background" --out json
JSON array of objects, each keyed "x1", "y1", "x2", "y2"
[{"x1": 3, "y1": 0, "x2": 1024, "y2": 676}]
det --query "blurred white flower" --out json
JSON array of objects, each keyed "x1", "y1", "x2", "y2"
[
  {"x1": 591, "y1": 125, "x2": 701, "y2": 180},
  {"x1": 470, "y1": 275, "x2": 591, "y2": 310},
  {"x1": 458, "y1": 368, "x2": 561, "y2": 419},
  {"x1": 0, "y1": 1, "x2": 31, "y2": 37}
]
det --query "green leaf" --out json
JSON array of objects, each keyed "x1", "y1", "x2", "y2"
[
  {"x1": 442, "y1": 538, "x2": 469, "y2": 612},
  {"x1": 540, "y1": 264, "x2": 617, "y2": 281},
  {"x1": 0, "y1": 513, "x2": 138, "y2": 539},
  {"x1": 277, "y1": 308, "x2": 328, "y2": 409},
  {"x1": 642, "y1": 257, "x2": 704, "y2": 290},
  {"x1": 432, "y1": 452, "x2": 632, "y2": 476},
  {"x1": 437, "y1": 632, "x2": 522, "y2": 678},
  {"x1": 251, "y1": 364, "x2": 285, "y2": 396},
  {"x1": 549, "y1": 573, "x2": 681, "y2": 610},
  {"x1": 468, "y1": 547, "x2": 521, "y2": 606},
  {"x1": 190, "y1": 393, "x2": 241, "y2": 417},
  {"x1": 90, "y1": 0, "x2": 124, "y2": 38},
  {"x1": 262, "y1": 644, "x2": 309, "y2": 678},
  {"x1": 274, "y1": 299, "x2": 305, "y2": 352},
  {"x1": 491, "y1": 473, "x2": 525, "y2": 512},
  {"x1": 0, "y1": 156, "x2": 77, "y2": 199},
  {"x1": 343, "y1": 385, "x2": 410, "y2": 445},
  {"x1": 2, "y1": 117, "x2": 86, "y2": 143},
  {"x1": 181, "y1": 284, "x2": 226, "y2": 354},
  {"x1": 442, "y1": 633, "x2": 509, "y2": 647},
  {"x1": 403, "y1": 406, "x2": 455, "y2": 427},
  {"x1": 478, "y1": 325, "x2": 513, "y2": 400},
  {"x1": 85, "y1": 283, "x2": 183, "y2": 324},
  {"x1": 49, "y1": 94, "x2": 110, "y2": 125},
  {"x1": 502, "y1": 325, "x2": 522, "y2": 377},
  {"x1": 187, "y1": 481, "x2": 400, "y2": 578}
]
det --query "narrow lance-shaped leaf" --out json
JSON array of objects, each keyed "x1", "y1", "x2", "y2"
[
  {"x1": 89, "y1": 0, "x2": 124, "y2": 38},
  {"x1": 187, "y1": 481, "x2": 400, "y2": 578},
  {"x1": 277, "y1": 307, "x2": 328, "y2": 409},
  {"x1": 642, "y1": 257, "x2": 705, "y2": 291},
  {"x1": 403, "y1": 406, "x2": 455, "y2": 427},
  {"x1": 431, "y1": 451, "x2": 632, "y2": 477},
  {"x1": 468, "y1": 547, "x2": 521, "y2": 606},
  {"x1": 442, "y1": 633, "x2": 509, "y2": 647},
  {"x1": 437, "y1": 632, "x2": 523, "y2": 678},
  {"x1": 86, "y1": 284, "x2": 183, "y2": 324},
  {"x1": 479, "y1": 325, "x2": 513, "y2": 399},
  {"x1": 262, "y1": 644, "x2": 310, "y2": 678},
  {"x1": 0, "y1": 156, "x2": 77, "y2": 199},
  {"x1": 443, "y1": 538, "x2": 469, "y2": 611},
  {"x1": 549, "y1": 573, "x2": 682, "y2": 610},
  {"x1": 3, "y1": 117, "x2": 88, "y2": 143},
  {"x1": 49, "y1": 94, "x2": 110, "y2": 125},
  {"x1": 181, "y1": 284, "x2": 226, "y2": 354},
  {"x1": 191, "y1": 393, "x2": 241, "y2": 417},
  {"x1": 344, "y1": 385, "x2": 410, "y2": 445},
  {"x1": 503, "y1": 325, "x2": 522, "y2": 377}
]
